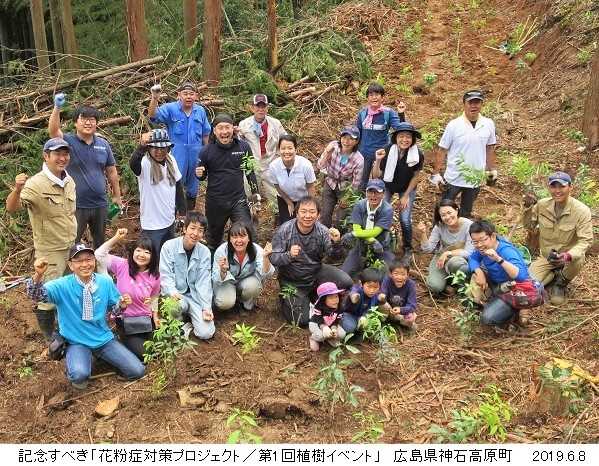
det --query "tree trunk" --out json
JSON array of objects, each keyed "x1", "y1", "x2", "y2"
[
  {"x1": 48, "y1": 0, "x2": 64, "y2": 68},
  {"x1": 582, "y1": 51, "x2": 599, "y2": 150},
  {"x1": 267, "y1": 0, "x2": 278, "y2": 72},
  {"x1": 183, "y1": 0, "x2": 198, "y2": 48},
  {"x1": 202, "y1": 0, "x2": 222, "y2": 83},
  {"x1": 61, "y1": 0, "x2": 78, "y2": 69},
  {"x1": 29, "y1": 0, "x2": 50, "y2": 71},
  {"x1": 125, "y1": 0, "x2": 149, "y2": 62}
]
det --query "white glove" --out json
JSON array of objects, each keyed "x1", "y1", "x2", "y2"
[
  {"x1": 486, "y1": 169, "x2": 498, "y2": 181},
  {"x1": 150, "y1": 84, "x2": 161, "y2": 95},
  {"x1": 429, "y1": 173, "x2": 446, "y2": 187}
]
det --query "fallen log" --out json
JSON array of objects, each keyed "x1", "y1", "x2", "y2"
[
  {"x1": 287, "y1": 76, "x2": 310, "y2": 90},
  {"x1": 98, "y1": 116, "x2": 133, "y2": 128},
  {"x1": 288, "y1": 86, "x2": 316, "y2": 98},
  {"x1": 280, "y1": 28, "x2": 327, "y2": 45},
  {"x1": 131, "y1": 61, "x2": 200, "y2": 89},
  {"x1": 0, "y1": 56, "x2": 165, "y2": 106}
]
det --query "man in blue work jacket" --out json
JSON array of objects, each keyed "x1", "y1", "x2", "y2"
[{"x1": 149, "y1": 81, "x2": 212, "y2": 210}]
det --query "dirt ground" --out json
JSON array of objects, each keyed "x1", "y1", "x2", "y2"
[{"x1": 1, "y1": 0, "x2": 598, "y2": 443}]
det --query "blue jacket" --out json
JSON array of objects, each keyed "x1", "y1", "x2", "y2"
[
  {"x1": 356, "y1": 107, "x2": 404, "y2": 159},
  {"x1": 468, "y1": 237, "x2": 529, "y2": 285},
  {"x1": 159, "y1": 236, "x2": 213, "y2": 310}
]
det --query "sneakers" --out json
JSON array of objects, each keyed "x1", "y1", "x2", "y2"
[
  {"x1": 181, "y1": 322, "x2": 194, "y2": 340},
  {"x1": 71, "y1": 380, "x2": 88, "y2": 390},
  {"x1": 549, "y1": 272, "x2": 569, "y2": 305}
]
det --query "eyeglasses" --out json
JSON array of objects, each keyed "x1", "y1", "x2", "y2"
[
  {"x1": 471, "y1": 236, "x2": 491, "y2": 246},
  {"x1": 78, "y1": 117, "x2": 97, "y2": 124},
  {"x1": 70, "y1": 257, "x2": 95, "y2": 264}
]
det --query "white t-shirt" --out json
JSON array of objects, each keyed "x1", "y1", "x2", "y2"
[
  {"x1": 138, "y1": 154, "x2": 182, "y2": 230},
  {"x1": 439, "y1": 114, "x2": 497, "y2": 188},
  {"x1": 268, "y1": 155, "x2": 316, "y2": 202}
]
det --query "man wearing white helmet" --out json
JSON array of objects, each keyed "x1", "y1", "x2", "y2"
[{"x1": 129, "y1": 129, "x2": 187, "y2": 253}]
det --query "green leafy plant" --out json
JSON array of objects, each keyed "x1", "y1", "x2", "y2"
[
  {"x1": 351, "y1": 411, "x2": 385, "y2": 443},
  {"x1": 150, "y1": 367, "x2": 168, "y2": 398},
  {"x1": 231, "y1": 323, "x2": 261, "y2": 353},
  {"x1": 403, "y1": 21, "x2": 422, "y2": 54},
  {"x1": 574, "y1": 164, "x2": 599, "y2": 209},
  {"x1": 17, "y1": 365, "x2": 33, "y2": 379},
  {"x1": 565, "y1": 129, "x2": 586, "y2": 143},
  {"x1": 501, "y1": 16, "x2": 539, "y2": 57},
  {"x1": 429, "y1": 385, "x2": 513, "y2": 442},
  {"x1": 523, "y1": 52, "x2": 537, "y2": 64},
  {"x1": 456, "y1": 154, "x2": 487, "y2": 187},
  {"x1": 313, "y1": 335, "x2": 364, "y2": 413},
  {"x1": 576, "y1": 47, "x2": 593, "y2": 65},
  {"x1": 360, "y1": 308, "x2": 397, "y2": 344},
  {"x1": 448, "y1": 270, "x2": 479, "y2": 342},
  {"x1": 423, "y1": 72, "x2": 438, "y2": 86},
  {"x1": 226, "y1": 408, "x2": 262, "y2": 444},
  {"x1": 279, "y1": 283, "x2": 298, "y2": 300},
  {"x1": 340, "y1": 186, "x2": 363, "y2": 208},
  {"x1": 420, "y1": 118, "x2": 445, "y2": 151}
]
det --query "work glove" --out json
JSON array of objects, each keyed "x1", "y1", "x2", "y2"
[
  {"x1": 429, "y1": 173, "x2": 446, "y2": 187},
  {"x1": 486, "y1": 169, "x2": 498, "y2": 181},
  {"x1": 522, "y1": 192, "x2": 538, "y2": 208},
  {"x1": 54, "y1": 93, "x2": 66, "y2": 108},
  {"x1": 341, "y1": 232, "x2": 355, "y2": 248},
  {"x1": 548, "y1": 251, "x2": 571, "y2": 267},
  {"x1": 249, "y1": 193, "x2": 261, "y2": 204},
  {"x1": 150, "y1": 84, "x2": 161, "y2": 95},
  {"x1": 371, "y1": 239, "x2": 384, "y2": 254}
]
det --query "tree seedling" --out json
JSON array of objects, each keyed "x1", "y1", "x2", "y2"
[
  {"x1": 226, "y1": 408, "x2": 262, "y2": 444},
  {"x1": 351, "y1": 411, "x2": 385, "y2": 443},
  {"x1": 231, "y1": 323, "x2": 261, "y2": 353},
  {"x1": 448, "y1": 270, "x2": 479, "y2": 342}
]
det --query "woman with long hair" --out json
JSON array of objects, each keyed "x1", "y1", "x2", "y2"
[
  {"x1": 414, "y1": 199, "x2": 474, "y2": 295},
  {"x1": 95, "y1": 228, "x2": 160, "y2": 359},
  {"x1": 212, "y1": 222, "x2": 274, "y2": 312}
]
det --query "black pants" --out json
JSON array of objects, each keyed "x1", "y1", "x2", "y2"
[
  {"x1": 279, "y1": 264, "x2": 353, "y2": 327},
  {"x1": 442, "y1": 184, "x2": 480, "y2": 219},
  {"x1": 277, "y1": 196, "x2": 297, "y2": 226},
  {"x1": 359, "y1": 157, "x2": 375, "y2": 191},
  {"x1": 75, "y1": 206, "x2": 107, "y2": 249},
  {"x1": 205, "y1": 196, "x2": 253, "y2": 250},
  {"x1": 116, "y1": 320, "x2": 152, "y2": 361}
]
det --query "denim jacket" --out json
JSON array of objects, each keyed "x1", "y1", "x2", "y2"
[
  {"x1": 212, "y1": 242, "x2": 274, "y2": 286},
  {"x1": 159, "y1": 237, "x2": 213, "y2": 310}
]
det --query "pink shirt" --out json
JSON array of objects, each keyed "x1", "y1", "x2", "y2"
[{"x1": 107, "y1": 255, "x2": 160, "y2": 318}]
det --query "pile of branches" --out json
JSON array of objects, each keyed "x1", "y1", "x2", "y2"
[
  {"x1": 283, "y1": 75, "x2": 346, "y2": 112},
  {"x1": 0, "y1": 56, "x2": 224, "y2": 153}
]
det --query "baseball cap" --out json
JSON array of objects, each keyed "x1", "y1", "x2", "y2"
[
  {"x1": 548, "y1": 171, "x2": 572, "y2": 186},
  {"x1": 212, "y1": 113, "x2": 234, "y2": 127},
  {"x1": 68, "y1": 243, "x2": 95, "y2": 260},
  {"x1": 252, "y1": 94, "x2": 268, "y2": 105},
  {"x1": 366, "y1": 179, "x2": 385, "y2": 192},
  {"x1": 177, "y1": 81, "x2": 197, "y2": 92},
  {"x1": 147, "y1": 129, "x2": 174, "y2": 148},
  {"x1": 43, "y1": 137, "x2": 70, "y2": 152},
  {"x1": 340, "y1": 125, "x2": 360, "y2": 139},
  {"x1": 463, "y1": 90, "x2": 485, "y2": 102}
]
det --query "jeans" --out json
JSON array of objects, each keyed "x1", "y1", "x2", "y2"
[
  {"x1": 142, "y1": 223, "x2": 175, "y2": 255},
  {"x1": 65, "y1": 339, "x2": 145, "y2": 384},
  {"x1": 75, "y1": 206, "x2": 107, "y2": 249},
  {"x1": 480, "y1": 297, "x2": 516, "y2": 326},
  {"x1": 385, "y1": 190, "x2": 416, "y2": 248},
  {"x1": 340, "y1": 312, "x2": 360, "y2": 334},
  {"x1": 205, "y1": 197, "x2": 253, "y2": 250},
  {"x1": 359, "y1": 157, "x2": 375, "y2": 191},
  {"x1": 442, "y1": 184, "x2": 480, "y2": 219},
  {"x1": 178, "y1": 295, "x2": 216, "y2": 340},
  {"x1": 279, "y1": 264, "x2": 353, "y2": 327}
]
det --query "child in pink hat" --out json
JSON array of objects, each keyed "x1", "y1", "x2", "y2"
[{"x1": 308, "y1": 282, "x2": 346, "y2": 351}]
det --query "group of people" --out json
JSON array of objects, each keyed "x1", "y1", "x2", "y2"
[{"x1": 5, "y1": 80, "x2": 593, "y2": 390}]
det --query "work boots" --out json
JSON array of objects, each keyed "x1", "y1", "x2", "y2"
[
  {"x1": 33, "y1": 308, "x2": 56, "y2": 341},
  {"x1": 549, "y1": 271, "x2": 569, "y2": 305}
]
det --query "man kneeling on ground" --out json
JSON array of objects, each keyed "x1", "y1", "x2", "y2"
[
  {"x1": 522, "y1": 171, "x2": 593, "y2": 305},
  {"x1": 26, "y1": 243, "x2": 145, "y2": 390}
]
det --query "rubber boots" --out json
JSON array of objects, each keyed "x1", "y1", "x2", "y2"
[{"x1": 33, "y1": 308, "x2": 56, "y2": 341}]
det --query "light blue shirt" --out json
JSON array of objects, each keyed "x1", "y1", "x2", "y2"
[
  {"x1": 160, "y1": 236, "x2": 213, "y2": 310},
  {"x1": 45, "y1": 273, "x2": 120, "y2": 349},
  {"x1": 212, "y1": 242, "x2": 274, "y2": 286}
]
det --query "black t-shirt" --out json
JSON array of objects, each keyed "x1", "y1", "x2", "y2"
[
  {"x1": 197, "y1": 138, "x2": 258, "y2": 202},
  {"x1": 379, "y1": 145, "x2": 424, "y2": 194}
]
